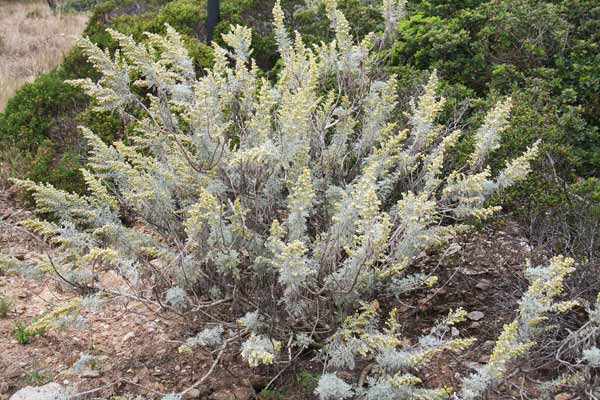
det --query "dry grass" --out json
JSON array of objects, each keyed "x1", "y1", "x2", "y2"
[{"x1": 0, "y1": 0, "x2": 88, "y2": 110}]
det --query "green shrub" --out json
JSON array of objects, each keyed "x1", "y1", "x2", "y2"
[
  {"x1": 384, "y1": 0, "x2": 600, "y2": 257},
  {"x1": 76, "y1": 108, "x2": 123, "y2": 144},
  {"x1": 0, "y1": 70, "x2": 89, "y2": 192},
  {"x1": 0, "y1": 71, "x2": 86, "y2": 152},
  {"x1": 61, "y1": 0, "x2": 104, "y2": 12},
  {"x1": 296, "y1": 371, "x2": 320, "y2": 393},
  {"x1": 151, "y1": 0, "x2": 205, "y2": 36},
  {"x1": 13, "y1": 321, "x2": 33, "y2": 345},
  {"x1": 29, "y1": 143, "x2": 86, "y2": 194}
]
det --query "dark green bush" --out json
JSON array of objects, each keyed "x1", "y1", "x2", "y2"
[
  {"x1": 151, "y1": 0, "x2": 205, "y2": 37},
  {"x1": 0, "y1": 71, "x2": 85, "y2": 152},
  {"x1": 0, "y1": 69, "x2": 89, "y2": 191},
  {"x1": 61, "y1": 0, "x2": 104, "y2": 12},
  {"x1": 386, "y1": 0, "x2": 600, "y2": 256},
  {"x1": 29, "y1": 143, "x2": 86, "y2": 193}
]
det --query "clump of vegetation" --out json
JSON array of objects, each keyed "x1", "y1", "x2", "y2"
[
  {"x1": 296, "y1": 370, "x2": 320, "y2": 393},
  {"x1": 386, "y1": 0, "x2": 600, "y2": 257},
  {"x1": 25, "y1": 370, "x2": 52, "y2": 385},
  {"x1": 13, "y1": 321, "x2": 33, "y2": 345},
  {"x1": 258, "y1": 389, "x2": 287, "y2": 399},
  {"x1": 0, "y1": 70, "x2": 88, "y2": 192},
  {"x1": 543, "y1": 292, "x2": 600, "y2": 396},
  {"x1": 16, "y1": 1, "x2": 582, "y2": 398},
  {"x1": 0, "y1": 294, "x2": 12, "y2": 318}
]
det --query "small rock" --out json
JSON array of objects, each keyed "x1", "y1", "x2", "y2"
[
  {"x1": 122, "y1": 332, "x2": 135, "y2": 343},
  {"x1": 554, "y1": 394, "x2": 573, "y2": 400},
  {"x1": 482, "y1": 340, "x2": 495, "y2": 350},
  {"x1": 467, "y1": 311, "x2": 485, "y2": 321},
  {"x1": 464, "y1": 362, "x2": 481, "y2": 370},
  {"x1": 79, "y1": 367, "x2": 100, "y2": 378},
  {"x1": 451, "y1": 327, "x2": 460, "y2": 337},
  {"x1": 459, "y1": 267, "x2": 487, "y2": 276},
  {"x1": 248, "y1": 375, "x2": 269, "y2": 390},
  {"x1": 469, "y1": 322, "x2": 481, "y2": 329},
  {"x1": 475, "y1": 280, "x2": 491, "y2": 290},
  {"x1": 210, "y1": 386, "x2": 254, "y2": 400},
  {"x1": 9, "y1": 383, "x2": 66, "y2": 400},
  {"x1": 0, "y1": 382, "x2": 9, "y2": 395},
  {"x1": 183, "y1": 388, "x2": 209, "y2": 399}
]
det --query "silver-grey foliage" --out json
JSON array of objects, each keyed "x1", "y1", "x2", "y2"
[{"x1": 13, "y1": 0, "x2": 574, "y2": 398}]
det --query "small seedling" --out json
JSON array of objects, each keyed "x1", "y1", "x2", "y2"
[
  {"x1": 13, "y1": 321, "x2": 33, "y2": 345},
  {"x1": 296, "y1": 370, "x2": 320, "y2": 392},
  {"x1": 0, "y1": 295, "x2": 12, "y2": 318},
  {"x1": 26, "y1": 370, "x2": 51, "y2": 385}
]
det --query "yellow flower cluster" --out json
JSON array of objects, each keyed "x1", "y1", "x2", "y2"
[
  {"x1": 26, "y1": 298, "x2": 81, "y2": 336},
  {"x1": 241, "y1": 334, "x2": 282, "y2": 368}
]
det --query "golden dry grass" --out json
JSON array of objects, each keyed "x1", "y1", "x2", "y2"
[{"x1": 0, "y1": 0, "x2": 88, "y2": 110}]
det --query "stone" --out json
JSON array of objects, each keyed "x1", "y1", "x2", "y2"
[
  {"x1": 209, "y1": 386, "x2": 254, "y2": 400},
  {"x1": 78, "y1": 367, "x2": 100, "y2": 378},
  {"x1": 4, "y1": 368, "x2": 21, "y2": 379},
  {"x1": 183, "y1": 388, "x2": 212, "y2": 399},
  {"x1": 464, "y1": 362, "x2": 481, "y2": 370},
  {"x1": 467, "y1": 311, "x2": 485, "y2": 321},
  {"x1": 9, "y1": 383, "x2": 66, "y2": 400},
  {"x1": 0, "y1": 382, "x2": 9, "y2": 395},
  {"x1": 554, "y1": 394, "x2": 573, "y2": 400},
  {"x1": 248, "y1": 375, "x2": 269, "y2": 390},
  {"x1": 480, "y1": 340, "x2": 495, "y2": 352},
  {"x1": 475, "y1": 280, "x2": 491, "y2": 290},
  {"x1": 121, "y1": 332, "x2": 135, "y2": 343}
]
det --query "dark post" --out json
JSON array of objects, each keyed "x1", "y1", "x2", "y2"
[
  {"x1": 47, "y1": 0, "x2": 57, "y2": 13},
  {"x1": 207, "y1": 0, "x2": 220, "y2": 44}
]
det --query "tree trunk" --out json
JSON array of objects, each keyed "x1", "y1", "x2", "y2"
[
  {"x1": 206, "y1": 0, "x2": 220, "y2": 44},
  {"x1": 47, "y1": 0, "x2": 57, "y2": 12}
]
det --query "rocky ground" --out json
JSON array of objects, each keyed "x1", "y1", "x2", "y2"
[{"x1": 0, "y1": 185, "x2": 588, "y2": 399}]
